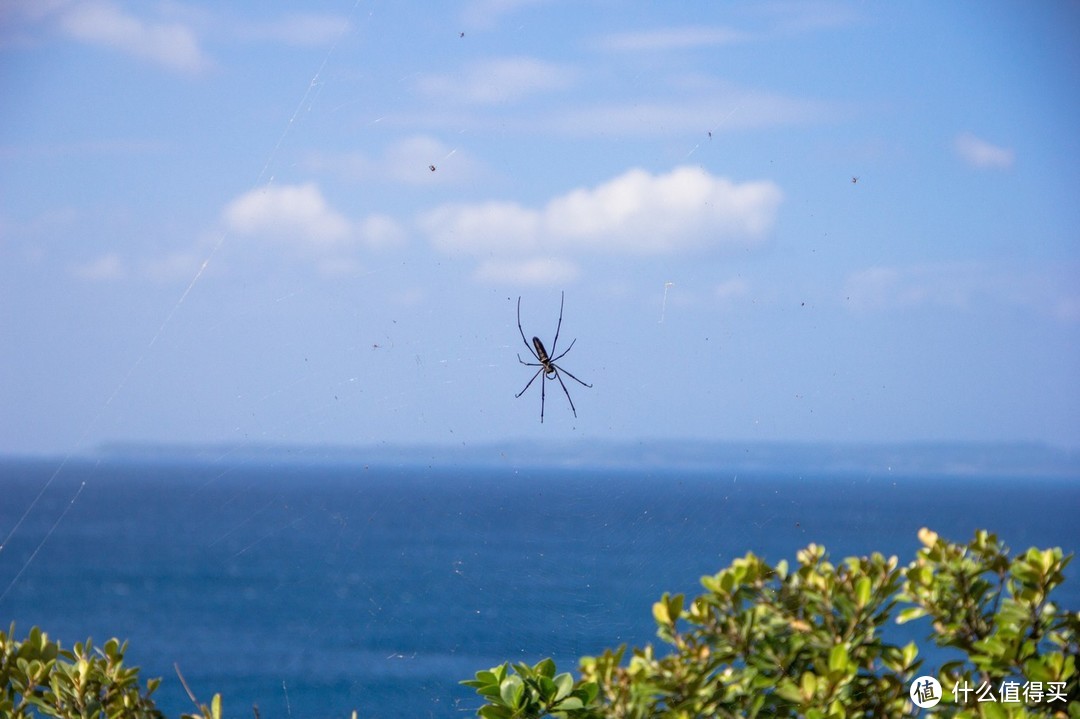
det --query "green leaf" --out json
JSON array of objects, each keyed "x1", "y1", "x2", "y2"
[
  {"x1": 553, "y1": 673, "x2": 574, "y2": 702},
  {"x1": 479, "y1": 705, "x2": 513, "y2": 719},
  {"x1": 855, "y1": 576, "x2": 872, "y2": 608},
  {"x1": 555, "y1": 696, "x2": 584, "y2": 710},
  {"x1": 828, "y1": 644, "x2": 849, "y2": 673},
  {"x1": 775, "y1": 679, "x2": 803, "y2": 703},
  {"x1": 499, "y1": 675, "x2": 524, "y2": 708},
  {"x1": 895, "y1": 607, "x2": 927, "y2": 624},
  {"x1": 535, "y1": 657, "x2": 556, "y2": 678},
  {"x1": 578, "y1": 681, "x2": 599, "y2": 704},
  {"x1": 902, "y1": 641, "x2": 919, "y2": 668}
]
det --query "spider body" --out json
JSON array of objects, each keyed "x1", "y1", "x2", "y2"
[
  {"x1": 531, "y1": 337, "x2": 554, "y2": 373},
  {"x1": 516, "y1": 292, "x2": 591, "y2": 422}
]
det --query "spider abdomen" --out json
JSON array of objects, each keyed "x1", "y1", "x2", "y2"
[{"x1": 532, "y1": 337, "x2": 550, "y2": 363}]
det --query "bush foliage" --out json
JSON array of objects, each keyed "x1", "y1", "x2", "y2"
[
  {"x1": 0, "y1": 624, "x2": 218, "y2": 719},
  {"x1": 463, "y1": 528, "x2": 1078, "y2": 718}
]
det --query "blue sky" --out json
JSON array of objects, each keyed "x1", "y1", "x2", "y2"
[{"x1": 1, "y1": 1, "x2": 1078, "y2": 454}]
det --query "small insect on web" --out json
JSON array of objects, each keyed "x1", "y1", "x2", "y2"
[{"x1": 515, "y1": 291, "x2": 592, "y2": 423}]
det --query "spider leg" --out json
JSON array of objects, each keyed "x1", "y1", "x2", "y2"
[
  {"x1": 540, "y1": 371, "x2": 547, "y2": 423},
  {"x1": 516, "y1": 367, "x2": 544, "y2": 398},
  {"x1": 549, "y1": 337, "x2": 577, "y2": 363},
  {"x1": 551, "y1": 369, "x2": 577, "y2": 418},
  {"x1": 518, "y1": 354, "x2": 541, "y2": 367},
  {"x1": 553, "y1": 363, "x2": 592, "y2": 388},
  {"x1": 517, "y1": 296, "x2": 540, "y2": 360},
  {"x1": 549, "y1": 290, "x2": 565, "y2": 357}
]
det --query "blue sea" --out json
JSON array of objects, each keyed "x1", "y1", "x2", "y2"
[{"x1": 1, "y1": 449, "x2": 1077, "y2": 718}]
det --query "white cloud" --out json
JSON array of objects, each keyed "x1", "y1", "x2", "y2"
[
  {"x1": 224, "y1": 183, "x2": 351, "y2": 246},
  {"x1": 954, "y1": 133, "x2": 1015, "y2": 170},
  {"x1": 56, "y1": 1, "x2": 210, "y2": 73},
  {"x1": 596, "y1": 26, "x2": 747, "y2": 52},
  {"x1": 421, "y1": 200, "x2": 541, "y2": 254},
  {"x1": 357, "y1": 214, "x2": 407, "y2": 250},
  {"x1": 419, "y1": 166, "x2": 783, "y2": 259},
  {"x1": 222, "y1": 183, "x2": 405, "y2": 259},
  {"x1": 416, "y1": 57, "x2": 573, "y2": 105},
  {"x1": 548, "y1": 167, "x2": 780, "y2": 251}
]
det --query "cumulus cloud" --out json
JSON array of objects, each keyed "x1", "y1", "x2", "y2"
[
  {"x1": 222, "y1": 183, "x2": 405, "y2": 262},
  {"x1": 224, "y1": 184, "x2": 351, "y2": 246},
  {"x1": 421, "y1": 200, "x2": 541, "y2": 254},
  {"x1": 548, "y1": 168, "x2": 780, "y2": 251},
  {"x1": 357, "y1": 214, "x2": 408, "y2": 250},
  {"x1": 419, "y1": 166, "x2": 783, "y2": 259},
  {"x1": 56, "y1": 1, "x2": 210, "y2": 73},
  {"x1": 954, "y1": 133, "x2": 1015, "y2": 170}
]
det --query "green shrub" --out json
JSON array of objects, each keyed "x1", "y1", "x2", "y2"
[
  {"x1": 463, "y1": 528, "x2": 1078, "y2": 718},
  {"x1": 0, "y1": 624, "x2": 219, "y2": 719}
]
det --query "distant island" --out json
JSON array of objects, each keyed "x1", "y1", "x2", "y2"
[{"x1": 86, "y1": 439, "x2": 1080, "y2": 478}]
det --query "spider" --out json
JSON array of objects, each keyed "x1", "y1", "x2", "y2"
[{"x1": 515, "y1": 291, "x2": 592, "y2": 423}]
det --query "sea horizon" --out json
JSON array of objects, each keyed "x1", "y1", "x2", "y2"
[{"x1": 5, "y1": 437, "x2": 1078, "y2": 479}]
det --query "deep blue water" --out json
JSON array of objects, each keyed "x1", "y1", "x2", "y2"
[{"x1": 0, "y1": 457, "x2": 1077, "y2": 718}]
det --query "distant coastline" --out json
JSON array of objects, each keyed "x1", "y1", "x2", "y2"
[{"x1": 26, "y1": 439, "x2": 1072, "y2": 478}]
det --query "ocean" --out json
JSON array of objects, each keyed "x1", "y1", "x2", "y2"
[{"x1": 1, "y1": 451, "x2": 1077, "y2": 718}]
